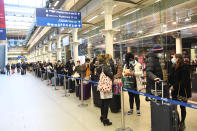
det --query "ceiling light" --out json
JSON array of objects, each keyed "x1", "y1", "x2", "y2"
[
  {"x1": 83, "y1": 30, "x2": 90, "y2": 34},
  {"x1": 113, "y1": 5, "x2": 117, "y2": 8},
  {"x1": 155, "y1": 0, "x2": 161, "y2": 3},
  {"x1": 112, "y1": 17, "x2": 119, "y2": 21},
  {"x1": 138, "y1": 30, "x2": 143, "y2": 33},
  {"x1": 163, "y1": 24, "x2": 167, "y2": 27},
  {"x1": 54, "y1": 1, "x2": 60, "y2": 7},
  {"x1": 185, "y1": 18, "x2": 191, "y2": 22},
  {"x1": 92, "y1": 26, "x2": 98, "y2": 30},
  {"x1": 87, "y1": 15, "x2": 98, "y2": 22},
  {"x1": 172, "y1": 21, "x2": 177, "y2": 25},
  {"x1": 123, "y1": 8, "x2": 140, "y2": 16},
  {"x1": 101, "y1": 11, "x2": 104, "y2": 15}
]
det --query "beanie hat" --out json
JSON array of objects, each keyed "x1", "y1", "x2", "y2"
[{"x1": 152, "y1": 44, "x2": 163, "y2": 53}]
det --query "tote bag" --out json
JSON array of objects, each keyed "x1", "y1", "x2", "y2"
[{"x1": 97, "y1": 71, "x2": 112, "y2": 93}]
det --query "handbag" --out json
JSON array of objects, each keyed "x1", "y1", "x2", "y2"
[
  {"x1": 122, "y1": 76, "x2": 136, "y2": 90},
  {"x1": 97, "y1": 70, "x2": 112, "y2": 93}
]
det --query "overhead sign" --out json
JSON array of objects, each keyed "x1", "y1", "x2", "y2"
[
  {"x1": 18, "y1": 56, "x2": 25, "y2": 60},
  {"x1": 0, "y1": 0, "x2": 6, "y2": 40},
  {"x1": 36, "y1": 8, "x2": 82, "y2": 28}
]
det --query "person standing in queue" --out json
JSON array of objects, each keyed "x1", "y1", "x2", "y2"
[
  {"x1": 11, "y1": 63, "x2": 16, "y2": 74},
  {"x1": 123, "y1": 53, "x2": 143, "y2": 115},
  {"x1": 6, "y1": 63, "x2": 11, "y2": 75},
  {"x1": 145, "y1": 44, "x2": 164, "y2": 101},
  {"x1": 169, "y1": 54, "x2": 192, "y2": 130},
  {"x1": 96, "y1": 54, "x2": 113, "y2": 126}
]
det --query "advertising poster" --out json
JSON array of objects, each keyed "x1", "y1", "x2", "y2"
[{"x1": 0, "y1": 0, "x2": 6, "y2": 40}]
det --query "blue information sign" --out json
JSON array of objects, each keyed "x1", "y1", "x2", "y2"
[
  {"x1": 0, "y1": 28, "x2": 6, "y2": 40},
  {"x1": 36, "y1": 8, "x2": 82, "y2": 28}
]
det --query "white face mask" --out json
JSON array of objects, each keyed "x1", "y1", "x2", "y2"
[{"x1": 157, "y1": 54, "x2": 163, "y2": 58}]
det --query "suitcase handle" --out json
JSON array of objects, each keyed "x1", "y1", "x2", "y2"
[{"x1": 154, "y1": 80, "x2": 164, "y2": 104}]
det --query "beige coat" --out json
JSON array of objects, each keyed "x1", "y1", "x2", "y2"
[{"x1": 123, "y1": 60, "x2": 144, "y2": 91}]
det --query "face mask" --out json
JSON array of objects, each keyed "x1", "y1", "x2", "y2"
[
  {"x1": 157, "y1": 54, "x2": 163, "y2": 58},
  {"x1": 171, "y1": 58, "x2": 176, "y2": 64},
  {"x1": 129, "y1": 61, "x2": 134, "y2": 65}
]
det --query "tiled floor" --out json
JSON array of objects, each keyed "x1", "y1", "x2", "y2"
[{"x1": 0, "y1": 72, "x2": 197, "y2": 131}]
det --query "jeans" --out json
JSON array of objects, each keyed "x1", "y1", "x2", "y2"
[
  {"x1": 128, "y1": 92, "x2": 140, "y2": 110},
  {"x1": 7, "y1": 70, "x2": 10, "y2": 75},
  {"x1": 101, "y1": 99, "x2": 111, "y2": 119}
]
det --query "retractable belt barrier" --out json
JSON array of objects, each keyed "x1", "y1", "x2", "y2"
[{"x1": 38, "y1": 70, "x2": 197, "y2": 109}]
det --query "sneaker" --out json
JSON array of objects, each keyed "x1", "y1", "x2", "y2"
[
  {"x1": 127, "y1": 109, "x2": 133, "y2": 115},
  {"x1": 137, "y1": 110, "x2": 141, "y2": 116}
]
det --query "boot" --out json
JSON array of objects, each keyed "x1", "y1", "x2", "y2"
[
  {"x1": 100, "y1": 116, "x2": 104, "y2": 122},
  {"x1": 179, "y1": 121, "x2": 186, "y2": 131},
  {"x1": 103, "y1": 119, "x2": 112, "y2": 126}
]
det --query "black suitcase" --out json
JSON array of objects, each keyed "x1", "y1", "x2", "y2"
[
  {"x1": 21, "y1": 69, "x2": 24, "y2": 75},
  {"x1": 110, "y1": 94, "x2": 121, "y2": 113},
  {"x1": 67, "y1": 78, "x2": 75, "y2": 93},
  {"x1": 92, "y1": 83, "x2": 102, "y2": 107},
  {"x1": 1, "y1": 70, "x2": 5, "y2": 74},
  {"x1": 151, "y1": 81, "x2": 179, "y2": 131}
]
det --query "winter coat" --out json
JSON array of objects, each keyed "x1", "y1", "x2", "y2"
[
  {"x1": 169, "y1": 64, "x2": 192, "y2": 99},
  {"x1": 146, "y1": 52, "x2": 163, "y2": 90},
  {"x1": 123, "y1": 60, "x2": 144, "y2": 91},
  {"x1": 96, "y1": 64, "x2": 113, "y2": 99},
  {"x1": 6, "y1": 64, "x2": 10, "y2": 70}
]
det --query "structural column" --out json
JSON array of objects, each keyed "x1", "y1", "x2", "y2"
[
  {"x1": 48, "y1": 41, "x2": 52, "y2": 62},
  {"x1": 127, "y1": 46, "x2": 132, "y2": 53},
  {"x1": 176, "y1": 37, "x2": 182, "y2": 54},
  {"x1": 87, "y1": 37, "x2": 93, "y2": 58},
  {"x1": 102, "y1": 0, "x2": 115, "y2": 58},
  {"x1": 72, "y1": 28, "x2": 79, "y2": 63},
  {"x1": 42, "y1": 45, "x2": 46, "y2": 62},
  {"x1": 57, "y1": 35, "x2": 63, "y2": 61}
]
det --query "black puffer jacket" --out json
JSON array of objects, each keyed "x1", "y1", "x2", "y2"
[
  {"x1": 169, "y1": 64, "x2": 192, "y2": 99},
  {"x1": 146, "y1": 52, "x2": 163, "y2": 89}
]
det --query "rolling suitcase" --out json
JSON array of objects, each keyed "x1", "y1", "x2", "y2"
[
  {"x1": 21, "y1": 69, "x2": 24, "y2": 75},
  {"x1": 92, "y1": 83, "x2": 101, "y2": 107},
  {"x1": 151, "y1": 81, "x2": 179, "y2": 131},
  {"x1": 110, "y1": 93, "x2": 121, "y2": 113},
  {"x1": 51, "y1": 77, "x2": 59, "y2": 86},
  {"x1": 67, "y1": 78, "x2": 75, "y2": 93},
  {"x1": 79, "y1": 83, "x2": 91, "y2": 100}
]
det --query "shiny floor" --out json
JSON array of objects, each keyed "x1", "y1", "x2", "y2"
[{"x1": 0, "y1": 72, "x2": 197, "y2": 131}]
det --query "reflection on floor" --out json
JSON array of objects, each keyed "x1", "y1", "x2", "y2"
[{"x1": 0, "y1": 73, "x2": 197, "y2": 131}]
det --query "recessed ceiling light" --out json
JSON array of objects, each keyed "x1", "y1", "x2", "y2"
[
  {"x1": 87, "y1": 15, "x2": 98, "y2": 22},
  {"x1": 163, "y1": 24, "x2": 167, "y2": 27},
  {"x1": 172, "y1": 21, "x2": 177, "y2": 25},
  {"x1": 185, "y1": 18, "x2": 190, "y2": 22},
  {"x1": 54, "y1": 1, "x2": 60, "y2": 7},
  {"x1": 101, "y1": 11, "x2": 104, "y2": 15},
  {"x1": 155, "y1": 0, "x2": 161, "y2": 3}
]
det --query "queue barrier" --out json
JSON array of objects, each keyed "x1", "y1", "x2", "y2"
[{"x1": 34, "y1": 70, "x2": 197, "y2": 131}]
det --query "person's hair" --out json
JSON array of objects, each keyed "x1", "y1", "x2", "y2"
[
  {"x1": 98, "y1": 54, "x2": 109, "y2": 65},
  {"x1": 85, "y1": 58, "x2": 90, "y2": 62},
  {"x1": 125, "y1": 52, "x2": 134, "y2": 66},
  {"x1": 175, "y1": 54, "x2": 184, "y2": 69}
]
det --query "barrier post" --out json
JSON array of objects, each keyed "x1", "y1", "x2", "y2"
[
  {"x1": 41, "y1": 71, "x2": 43, "y2": 81},
  {"x1": 116, "y1": 86, "x2": 132, "y2": 131},
  {"x1": 64, "y1": 75, "x2": 70, "y2": 97},
  {"x1": 54, "y1": 72, "x2": 58, "y2": 90},
  {"x1": 78, "y1": 79, "x2": 88, "y2": 107}
]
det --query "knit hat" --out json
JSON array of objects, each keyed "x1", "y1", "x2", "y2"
[{"x1": 152, "y1": 44, "x2": 163, "y2": 53}]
